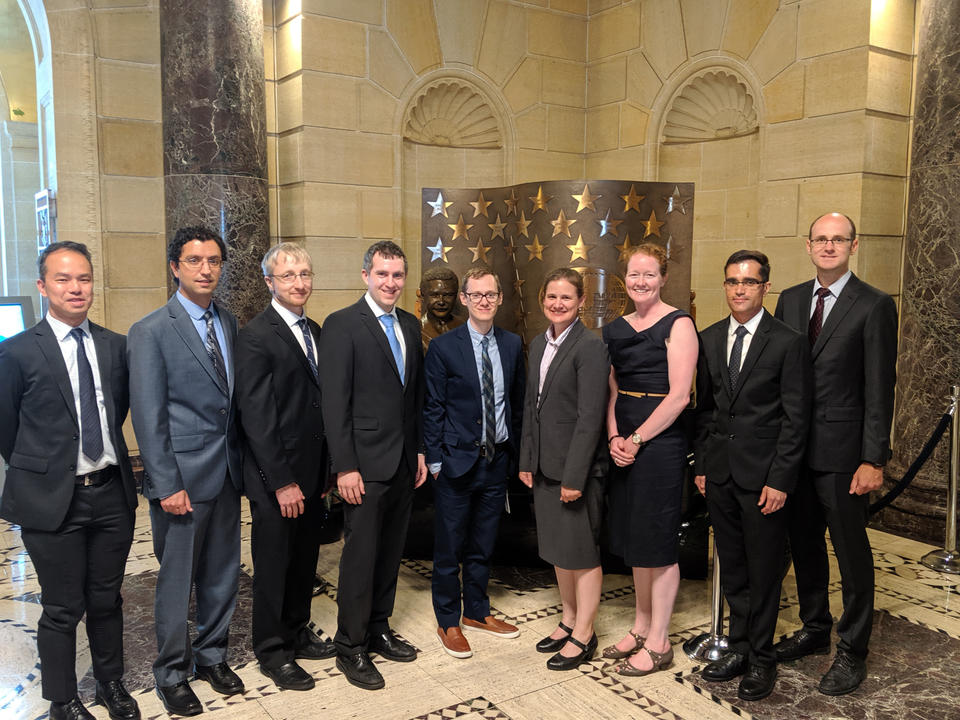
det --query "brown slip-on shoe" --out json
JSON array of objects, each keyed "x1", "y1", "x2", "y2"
[
  {"x1": 437, "y1": 627, "x2": 473, "y2": 658},
  {"x1": 462, "y1": 616, "x2": 520, "y2": 638}
]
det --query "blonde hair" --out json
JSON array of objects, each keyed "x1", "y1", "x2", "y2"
[{"x1": 261, "y1": 242, "x2": 312, "y2": 276}]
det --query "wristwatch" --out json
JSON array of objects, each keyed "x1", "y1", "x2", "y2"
[{"x1": 631, "y1": 432, "x2": 646, "y2": 448}]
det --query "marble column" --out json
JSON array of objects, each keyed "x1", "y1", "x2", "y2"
[
  {"x1": 880, "y1": 0, "x2": 960, "y2": 542},
  {"x1": 160, "y1": 0, "x2": 269, "y2": 324}
]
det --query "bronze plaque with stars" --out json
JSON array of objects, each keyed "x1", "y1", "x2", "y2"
[{"x1": 422, "y1": 181, "x2": 694, "y2": 347}]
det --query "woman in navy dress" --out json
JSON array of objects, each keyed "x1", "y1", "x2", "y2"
[{"x1": 602, "y1": 243, "x2": 698, "y2": 676}]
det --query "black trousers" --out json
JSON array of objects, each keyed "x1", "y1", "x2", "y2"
[
  {"x1": 787, "y1": 469, "x2": 874, "y2": 658},
  {"x1": 706, "y1": 476, "x2": 787, "y2": 667},
  {"x1": 21, "y1": 473, "x2": 134, "y2": 702},
  {"x1": 249, "y1": 489, "x2": 324, "y2": 668},
  {"x1": 334, "y1": 467, "x2": 414, "y2": 655}
]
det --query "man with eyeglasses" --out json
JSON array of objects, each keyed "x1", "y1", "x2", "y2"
[
  {"x1": 234, "y1": 243, "x2": 336, "y2": 691},
  {"x1": 694, "y1": 250, "x2": 811, "y2": 701},
  {"x1": 423, "y1": 265, "x2": 525, "y2": 659},
  {"x1": 128, "y1": 226, "x2": 244, "y2": 716},
  {"x1": 773, "y1": 212, "x2": 898, "y2": 695}
]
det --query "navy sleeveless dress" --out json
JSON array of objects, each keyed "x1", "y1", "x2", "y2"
[{"x1": 603, "y1": 310, "x2": 691, "y2": 568}]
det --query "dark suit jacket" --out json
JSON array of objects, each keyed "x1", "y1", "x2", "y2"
[
  {"x1": 319, "y1": 297, "x2": 423, "y2": 484},
  {"x1": 423, "y1": 323, "x2": 524, "y2": 479},
  {"x1": 695, "y1": 310, "x2": 812, "y2": 494},
  {"x1": 0, "y1": 319, "x2": 137, "y2": 531},
  {"x1": 774, "y1": 273, "x2": 897, "y2": 473},
  {"x1": 519, "y1": 321, "x2": 610, "y2": 491},
  {"x1": 235, "y1": 305, "x2": 327, "y2": 502},
  {"x1": 128, "y1": 294, "x2": 242, "y2": 501}
]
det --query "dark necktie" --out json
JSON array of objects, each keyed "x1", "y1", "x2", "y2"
[
  {"x1": 297, "y1": 317, "x2": 319, "y2": 381},
  {"x1": 728, "y1": 325, "x2": 748, "y2": 391},
  {"x1": 808, "y1": 287, "x2": 832, "y2": 346},
  {"x1": 380, "y1": 314, "x2": 405, "y2": 383},
  {"x1": 70, "y1": 327, "x2": 104, "y2": 462},
  {"x1": 481, "y1": 336, "x2": 496, "y2": 462},
  {"x1": 202, "y1": 310, "x2": 228, "y2": 390}
]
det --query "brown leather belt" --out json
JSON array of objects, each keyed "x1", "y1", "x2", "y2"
[
  {"x1": 76, "y1": 465, "x2": 119, "y2": 487},
  {"x1": 618, "y1": 390, "x2": 668, "y2": 399}
]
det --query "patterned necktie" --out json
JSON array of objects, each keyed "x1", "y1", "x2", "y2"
[
  {"x1": 202, "y1": 310, "x2": 228, "y2": 390},
  {"x1": 728, "y1": 325, "x2": 748, "y2": 391},
  {"x1": 808, "y1": 287, "x2": 832, "y2": 346},
  {"x1": 70, "y1": 327, "x2": 104, "y2": 462},
  {"x1": 297, "y1": 318, "x2": 319, "y2": 381},
  {"x1": 481, "y1": 336, "x2": 496, "y2": 462},
  {"x1": 379, "y1": 314, "x2": 405, "y2": 383}
]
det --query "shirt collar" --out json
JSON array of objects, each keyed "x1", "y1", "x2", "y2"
[
  {"x1": 727, "y1": 308, "x2": 765, "y2": 337},
  {"x1": 46, "y1": 313, "x2": 90, "y2": 342},
  {"x1": 546, "y1": 318, "x2": 579, "y2": 346},
  {"x1": 467, "y1": 319, "x2": 494, "y2": 344},
  {"x1": 814, "y1": 269, "x2": 852, "y2": 298},
  {"x1": 364, "y1": 291, "x2": 397, "y2": 320},
  {"x1": 176, "y1": 290, "x2": 216, "y2": 320},
  {"x1": 271, "y1": 297, "x2": 305, "y2": 327}
]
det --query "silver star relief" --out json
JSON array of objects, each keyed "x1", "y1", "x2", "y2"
[
  {"x1": 427, "y1": 191, "x2": 453, "y2": 218},
  {"x1": 427, "y1": 238, "x2": 451, "y2": 262}
]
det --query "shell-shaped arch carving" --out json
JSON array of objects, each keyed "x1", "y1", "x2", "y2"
[
  {"x1": 403, "y1": 80, "x2": 502, "y2": 149},
  {"x1": 662, "y1": 71, "x2": 758, "y2": 143}
]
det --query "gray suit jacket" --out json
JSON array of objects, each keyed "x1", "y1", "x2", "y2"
[
  {"x1": 127, "y1": 294, "x2": 242, "y2": 501},
  {"x1": 519, "y1": 321, "x2": 610, "y2": 491}
]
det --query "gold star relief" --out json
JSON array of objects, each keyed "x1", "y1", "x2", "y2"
[
  {"x1": 515, "y1": 210, "x2": 533, "y2": 238},
  {"x1": 469, "y1": 239, "x2": 491, "y2": 263},
  {"x1": 502, "y1": 237, "x2": 516, "y2": 258},
  {"x1": 566, "y1": 234, "x2": 594, "y2": 262},
  {"x1": 470, "y1": 191, "x2": 493, "y2": 219},
  {"x1": 550, "y1": 208, "x2": 576, "y2": 238},
  {"x1": 504, "y1": 189, "x2": 520, "y2": 216},
  {"x1": 597, "y1": 208, "x2": 623, "y2": 237},
  {"x1": 529, "y1": 185, "x2": 553, "y2": 213},
  {"x1": 621, "y1": 184, "x2": 645, "y2": 213},
  {"x1": 488, "y1": 213, "x2": 507, "y2": 240},
  {"x1": 427, "y1": 191, "x2": 453, "y2": 218},
  {"x1": 448, "y1": 213, "x2": 473, "y2": 241},
  {"x1": 572, "y1": 184, "x2": 601, "y2": 213},
  {"x1": 525, "y1": 234, "x2": 545, "y2": 261},
  {"x1": 615, "y1": 233, "x2": 634, "y2": 263},
  {"x1": 641, "y1": 209, "x2": 665, "y2": 238},
  {"x1": 513, "y1": 277, "x2": 525, "y2": 293}
]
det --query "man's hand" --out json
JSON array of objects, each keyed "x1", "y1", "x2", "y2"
[
  {"x1": 609, "y1": 436, "x2": 636, "y2": 467},
  {"x1": 338, "y1": 470, "x2": 365, "y2": 504},
  {"x1": 758, "y1": 485, "x2": 787, "y2": 515},
  {"x1": 518, "y1": 471, "x2": 533, "y2": 488},
  {"x1": 560, "y1": 486, "x2": 582, "y2": 503},
  {"x1": 850, "y1": 463, "x2": 884, "y2": 495},
  {"x1": 160, "y1": 489, "x2": 193, "y2": 515},
  {"x1": 415, "y1": 453, "x2": 428, "y2": 488},
  {"x1": 275, "y1": 482, "x2": 305, "y2": 518},
  {"x1": 694, "y1": 474, "x2": 706, "y2": 496}
]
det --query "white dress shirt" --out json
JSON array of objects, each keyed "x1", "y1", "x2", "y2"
[
  {"x1": 726, "y1": 308, "x2": 766, "y2": 371},
  {"x1": 364, "y1": 292, "x2": 406, "y2": 365},
  {"x1": 539, "y1": 319, "x2": 579, "y2": 399},
  {"x1": 271, "y1": 298, "x2": 317, "y2": 364},
  {"x1": 810, "y1": 270, "x2": 852, "y2": 323}
]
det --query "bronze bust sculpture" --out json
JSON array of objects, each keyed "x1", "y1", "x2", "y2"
[{"x1": 418, "y1": 267, "x2": 464, "y2": 353}]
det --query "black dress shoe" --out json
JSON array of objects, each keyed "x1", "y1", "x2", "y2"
[
  {"x1": 260, "y1": 661, "x2": 315, "y2": 691},
  {"x1": 194, "y1": 662, "x2": 244, "y2": 696},
  {"x1": 818, "y1": 650, "x2": 866, "y2": 696},
  {"x1": 738, "y1": 664, "x2": 777, "y2": 701},
  {"x1": 546, "y1": 633, "x2": 597, "y2": 671},
  {"x1": 702, "y1": 651, "x2": 748, "y2": 681},
  {"x1": 295, "y1": 627, "x2": 337, "y2": 660},
  {"x1": 368, "y1": 630, "x2": 417, "y2": 662},
  {"x1": 49, "y1": 698, "x2": 95, "y2": 720},
  {"x1": 95, "y1": 680, "x2": 141, "y2": 720},
  {"x1": 774, "y1": 629, "x2": 831, "y2": 662},
  {"x1": 155, "y1": 681, "x2": 203, "y2": 717},
  {"x1": 336, "y1": 651, "x2": 385, "y2": 690},
  {"x1": 536, "y1": 622, "x2": 572, "y2": 653}
]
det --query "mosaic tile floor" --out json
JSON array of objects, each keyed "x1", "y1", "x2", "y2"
[{"x1": 1, "y1": 501, "x2": 958, "y2": 720}]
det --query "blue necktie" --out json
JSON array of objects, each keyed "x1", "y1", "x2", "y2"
[
  {"x1": 379, "y1": 314, "x2": 404, "y2": 383},
  {"x1": 70, "y1": 327, "x2": 104, "y2": 462},
  {"x1": 728, "y1": 325, "x2": 748, "y2": 391},
  {"x1": 481, "y1": 336, "x2": 496, "y2": 462},
  {"x1": 297, "y1": 318, "x2": 319, "y2": 381}
]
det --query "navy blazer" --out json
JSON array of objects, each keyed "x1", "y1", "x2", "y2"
[{"x1": 423, "y1": 323, "x2": 525, "y2": 479}]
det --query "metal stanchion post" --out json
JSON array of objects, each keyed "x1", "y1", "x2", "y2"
[
  {"x1": 922, "y1": 385, "x2": 960, "y2": 574},
  {"x1": 683, "y1": 534, "x2": 729, "y2": 661}
]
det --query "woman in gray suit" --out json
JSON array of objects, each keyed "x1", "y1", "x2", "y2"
[{"x1": 519, "y1": 268, "x2": 610, "y2": 671}]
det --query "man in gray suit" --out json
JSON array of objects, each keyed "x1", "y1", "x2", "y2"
[{"x1": 128, "y1": 227, "x2": 244, "y2": 716}]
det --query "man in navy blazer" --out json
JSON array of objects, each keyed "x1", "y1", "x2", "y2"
[
  {"x1": 128, "y1": 227, "x2": 244, "y2": 716},
  {"x1": 424, "y1": 266, "x2": 525, "y2": 659}
]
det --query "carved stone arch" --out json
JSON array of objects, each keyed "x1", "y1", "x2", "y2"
[
  {"x1": 662, "y1": 70, "x2": 758, "y2": 143},
  {"x1": 403, "y1": 77, "x2": 503, "y2": 149}
]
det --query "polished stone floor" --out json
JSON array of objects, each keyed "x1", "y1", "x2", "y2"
[{"x1": 1, "y1": 501, "x2": 958, "y2": 720}]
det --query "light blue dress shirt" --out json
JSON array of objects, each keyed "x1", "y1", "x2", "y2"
[
  {"x1": 176, "y1": 291, "x2": 231, "y2": 377},
  {"x1": 467, "y1": 321, "x2": 508, "y2": 445}
]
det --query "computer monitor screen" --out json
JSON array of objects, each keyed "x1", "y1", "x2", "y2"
[{"x1": 0, "y1": 296, "x2": 37, "y2": 343}]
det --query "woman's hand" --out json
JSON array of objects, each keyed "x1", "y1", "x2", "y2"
[
  {"x1": 609, "y1": 436, "x2": 636, "y2": 467},
  {"x1": 560, "y1": 486, "x2": 582, "y2": 503},
  {"x1": 518, "y1": 471, "x2": 533, "y2": 488}
]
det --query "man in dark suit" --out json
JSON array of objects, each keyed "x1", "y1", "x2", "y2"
[
  {"x1": 773, "y1": 212, "x2": 898, "y2": 695},
  {"x1": 0, "y1": 242, "x2": 140, "y2": 720},
  {"x1": 235, "y1": 243, "x2": 335, "y2": 691},
  {"x1": 319, "y1": 240, "x2": 427, "y2": 690},
  {"x1": 128, "y1": 227, "x2": 244, "y2": 716},
  {"x1": 424, "y1": 265, "x2": 525, "y2": 659},
  {"x1": 694, "y1": 250, "x2": 812, "y2": 701}
]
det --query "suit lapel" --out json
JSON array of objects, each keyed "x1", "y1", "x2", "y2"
[
  {"x1": 168, "y1": 295, "x2": 227, "y2": 395},
  {"x1": 89, "y1": 323, "x2": 118, "y2": 433},
  {"x1": 730, "y1": 312, "x2": 771, "y2": 405},
  {"x1": 493, "y1": 326, "x2": 512, "y2": 395},
  {"x1": 457, "y1": 324, "x2": 482, "y2": 402},
  {"x1": 794, "y1": 280, "x2": 815, "y2": 333},
  {"x1": 33, "y1": 319, "x2": 78, "y2": 425},
  {"x1": 811, "y1": 275, "x2": 860, "y2": 360},
  {"x1": 268, "y1": 305, "x2": 319, "y2": 387},
  {"x1": 358, "y1": 300, "x2": 403, "y2": 385},
  {"x1": 400, "y1": 312, "x2": 419, "y2": 388},
  {"x1": 710, "y1": 322, "x2": 732, "y2": 400},
  {"x1": 538, "y1": 321, "x2": 583, "y2": 408},
  {"x1": 221, "y1": 306, "x2": 237, "y2": 395}
]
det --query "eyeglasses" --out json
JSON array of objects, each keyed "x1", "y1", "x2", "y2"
[
  {"x1": 723, "y1": 278, "x2": 764, "y2": 288},
  {"x1": 269, "y1": 271, "x2": 315, "y2": 284},
  {"x1": 180, "y1": 256, "x2": 222, "y2": 269},
  {"x1": 463, "y1": 291, "x2": 501, "y2": 303},
  {"x1": 810, "y1": 236, "x2": 853, "y2": 246}
]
